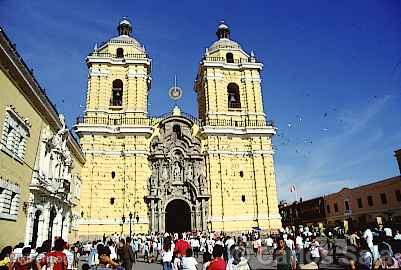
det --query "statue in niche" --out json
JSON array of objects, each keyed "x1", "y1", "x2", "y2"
[
  {"x1": 161, "y1": 165, "x2": 168, "y2": 181},
  {"x1": 53, "y1": 115, "x2": 68, "y2": 151},
  {"x1": 149, "y1": 175, "x2": 157, "y2": 195},
  {"x1": 173, "y1": 162, "x2": 181, "y2": 182},
  {"x1": 187, "y1": 165, "x2": 193, "y2": 181}
]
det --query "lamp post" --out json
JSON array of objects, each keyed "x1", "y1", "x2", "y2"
[
  {"x1": 121, "y1": 215, "x2": 126, "y2": 235},
  {"x1": 129, "y1": 212, "x2": 133, "y2": 238}
]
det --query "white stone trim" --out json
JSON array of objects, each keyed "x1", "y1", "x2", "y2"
[
  {"x1": 80, "y1": 218, "x2": 149, "y2": 225},
  {"x1": 202, "y1": 126, "x2": 276, "y2": 136},
  {"x1": 75, "y1": 124, "x2": 153, "y2": 135},
  {"x1": 84, "y1": 149, "x2": 149, "y2": 156},
  {"x1": 1, "y1": 107, "x2": 30, "y2": 161},
  {"x1": 87, "y1": 57, "x2": 151, "y2": 66},
  {"x1": 202, "y1": 61, "x2": 263, "y2": 70},
  {"x1": 207, "y1": 112, "x2": 266, "y2": 117},
  {"x1": 207, "y1": 150, "x2": 274, "y2": 156}
]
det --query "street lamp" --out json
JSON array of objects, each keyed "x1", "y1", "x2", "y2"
[
  {"x1": 121, "y1": 215, "x2": 126, "y2": 235},
  {"x1": 129, "y1": 212, "x2": 133, "y2": 238}
]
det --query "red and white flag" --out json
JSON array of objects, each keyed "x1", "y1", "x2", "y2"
[{"x1": 289, "y1": 185, "x2": 296, "y2": 193}]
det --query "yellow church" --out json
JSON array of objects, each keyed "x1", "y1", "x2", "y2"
[{"x1": 76, "y1": 18, "x2": 281, "y2": 238}]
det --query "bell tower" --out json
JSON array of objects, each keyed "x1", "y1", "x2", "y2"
[
  {"x1": 76, "y1": 18, "x2": 152, "y2": 238},
  {"x1": 195, "y1": 22, "x2": 282, "y2": 232},
  {"x1": 85, "y1": 18, "x2": 151, "y2": 118},
  {"x1": 195, "y1": 21, "x2": 265, "y2": 125}
]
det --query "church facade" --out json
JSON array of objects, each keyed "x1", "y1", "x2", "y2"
[{"x1": 76, "y1": 19, "x2": 281, "y2": 238}]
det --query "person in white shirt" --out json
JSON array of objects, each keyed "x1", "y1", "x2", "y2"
[
  {"x1": 363, "y1": 228, "x2": 374, "y2": 252},
  {"x1": 190, "y1": 237, "x2": 200, "y2": 258},
  {"x1": 310, "y1": 239, "x2": 320, "y2": 266},
  {"x1": 182, "y1": 248, "x2": 198, "y2": 270},
  {"x1": 285, "y1": 236, "x2": 295, "y2": 251},
  {"x1": 394, "y1": 230, "x2": 401, "y2": 240},
  {"x1": 107, "y1": 241, "x2": 117, "y2": 261},
  {"x1": 63, "y1": 245, "x2": 74, "y2": 270},
  {"x1": 265, "y1": 235, "x2": 274, "y2": 255},
  {"x1": 161, "y1": 236, "x2": 173, "y2": 270}
]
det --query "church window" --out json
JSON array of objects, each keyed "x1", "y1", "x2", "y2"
[
  {"x1": 116, "y1": 48, "x2": 124, "y2": 58},
  {"x1": 173, "y1": 125, "x2": 181, "y2": 139},
  {"x1": 241, "y1": 195, "x2": 246, "y2": 202},
  {"x1": 111, "y1": 79, "x2": 123, "y2": 107},
  {"x1": 226, "y1": 52, "x2": 234, "y2": 63},
  {"x1": 227, "y1": 83, "x2": 241, "y2": 109}
]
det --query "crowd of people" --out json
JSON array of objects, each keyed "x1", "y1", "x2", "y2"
[{"x1": 2, "y1": 223, "x2": 401, "y2": 270}]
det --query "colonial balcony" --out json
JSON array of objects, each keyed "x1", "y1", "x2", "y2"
[{"x1": 31, "y1": 171, "x2": 72, "y2": 201}]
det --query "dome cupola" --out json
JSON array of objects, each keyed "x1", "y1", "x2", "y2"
[{"x1": 117, "y1": 17, "x2": 132, "y2": 36}]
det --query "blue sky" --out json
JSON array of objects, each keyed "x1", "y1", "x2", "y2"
[{"x1": 1, "y1": 0, "x2": 400, "y2": 201}]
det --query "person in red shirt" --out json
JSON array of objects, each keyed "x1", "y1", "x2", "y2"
[
  {"x1": 205, "y1": 245, "x2": 226, "y2": 270},
  {"x1": 174, "y1": 234, "x2": 190, "y2": 257},
  {"x1": 45, "y1": 238, "x2": 68, "y2": 270}
]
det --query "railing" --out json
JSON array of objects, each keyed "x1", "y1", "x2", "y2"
[
  {"x1": 203, "y1": 56, "x2": 256, "y2": 64},
  {"x1": 201, "y1": 118, "x2": 273, "y2": 127},
  {"x1": 76, "y1": 116, "x2": 152, "y2": 126},
  {"x1": 89, "y1": 52, "x2": 148, "y2": 59},
  {"x1": 76, "y1": 114, "x2": 274, "y2": 128}
]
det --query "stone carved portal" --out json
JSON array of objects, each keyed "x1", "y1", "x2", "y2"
[{"x1": 146, "y1": 116, "x2": 209, "y2": 232}]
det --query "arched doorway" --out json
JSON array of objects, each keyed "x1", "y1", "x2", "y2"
[{"x1": 165, "y1": 200, "x2": 191, "y2": 233}]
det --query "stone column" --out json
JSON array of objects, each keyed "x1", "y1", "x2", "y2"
[
  {"x1": 41, "y1": 202, "x2": 51, "y2": 243},
  {"x1": 160, "y1": 211, "x2": 165, "y2": 232},
  {"x1": 24, "y1": 205, "x2": 36, "y2": 246},
  {"x1": 150, "y1": 200, "x2": 155, "y2": 232},
  {"x1": 157, "y1": 201, "x2": 162, "y2": 232},
  {"x1": 195, "y1": 200, "x2": 200, "y2": 230},
  {"x1": 201, "y1": 199, "x2": 207, "y2": 231},
  {"x1": 37, "y1": 212, "x2": 45, "y2": 246}
]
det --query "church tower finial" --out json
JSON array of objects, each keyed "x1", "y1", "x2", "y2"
[
  {"x1": 117, "y1": 17, "x2": 132, "y2": 36},
  {"x1": 216, "y1": 20, "x2": 230, "y2": 39}
]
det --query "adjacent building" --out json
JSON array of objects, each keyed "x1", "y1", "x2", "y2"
[
  {"x1": 279, "y1": 150, "x2": 401, "y2": 232},
  {"x1": 279, "y1": 197, "x2": 326, "y2": 228},
  {"x1": 325, "y1": 176, "x2": 401, "y2": 231},
  {"x1": 0, "y1": 28, "x2": 85, "y2": 248},
  {"x1": 76, "y1": 19, "x2": 281, "y2": 238}
]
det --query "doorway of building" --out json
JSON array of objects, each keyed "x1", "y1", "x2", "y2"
[{"x1": 165, "y1": 199, "x2": 191, "y2": 233}]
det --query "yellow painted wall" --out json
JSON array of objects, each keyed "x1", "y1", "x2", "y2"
[{"x1": 0, "y1": 68, "x2": 43, "y2": 247}]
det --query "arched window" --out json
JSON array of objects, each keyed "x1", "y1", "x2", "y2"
[
  {"x1": 227, "y1": 83, "x2": 241, "y2": 109},
  {"x1": 173, "y1": 125, "x2": 181, "y2": 140},
  {"x1": 111, "y1": 79, "x2": 123, "y2": 107},
  {"x1": 116, "y1": 48, "x2": 124, "y2": 58},
  {"x1": 226, "y1": 52, "x2": 234, "y2": 63}
]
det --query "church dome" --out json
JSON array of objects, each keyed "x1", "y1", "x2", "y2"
[
  {"x1": 105, "y1": 18, "x2": 145, "y2": 53},
  {"x1": 208, "y1": 21, "x2": 242, "y2": 52}
]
